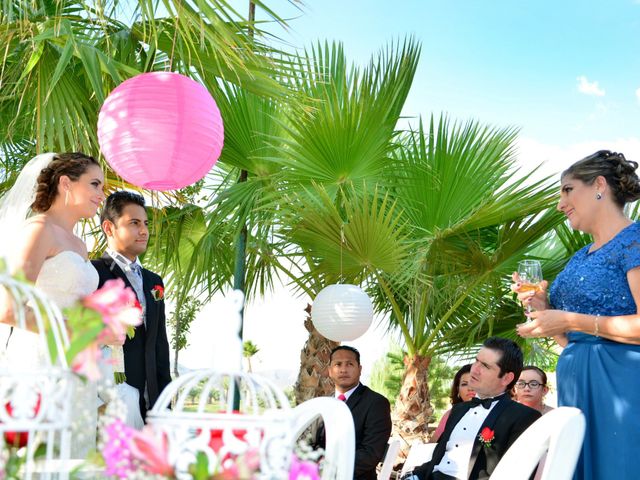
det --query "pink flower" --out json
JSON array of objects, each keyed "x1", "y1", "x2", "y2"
[
  {"x1": 128, "y1": 426, "x2": 174, "y2": 476},
  {"x1": 289, "y1": 455, "x2": 320, "y2": 480},
  {"x1": 71, "y1": 342, "x2": 102, "y2": 381},
  {"x1": 102, "y1": 419, "x2": 136, "y2": 478},
  {"x1": 84, "y1": 279, "x2": 142, "y2": 337}
]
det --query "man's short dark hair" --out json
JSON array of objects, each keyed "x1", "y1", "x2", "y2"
[
  {"x1": 100, "y1": 190, "x2": 146, "y2": 225},
  {"x1": 330, "y1": 345, "x2": 361, "y2": 365},
  {"x1": 483, "y1": 336, "x2": 523, "y2": 391}
]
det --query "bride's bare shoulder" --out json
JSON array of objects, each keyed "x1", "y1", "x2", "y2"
[{"x1": 24, "y1": 214, "x2": 53, "y2": 235}]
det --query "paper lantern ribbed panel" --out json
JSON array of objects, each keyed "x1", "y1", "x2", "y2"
[
  {"x1": 312, "y1": 284, "x2": 374, "y2": 342},
  {"x1": 98, "y1": 72, "x2": 224, "y2": 191}
]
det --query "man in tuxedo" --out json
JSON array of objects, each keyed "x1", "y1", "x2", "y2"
[
  {"x1": 403, "y1": 337, "x2": 541, "y2": 480},
  {"x1": 327, "y1": 345, "x2": 392, "y2": 480},
  {"x1": 92, "y1": 191, "x2": 171, "y2": 420}
]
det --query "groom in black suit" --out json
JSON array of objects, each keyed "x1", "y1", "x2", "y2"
[
  {"x1": 92, "y1": 191, "x2": 171, "y2": 420},
  {"x1": 403, "y1": 337, "x2": 540, "y2": 480},
  {"x1": 327, "y1": 345, "x2": 392, "y2": 480}
]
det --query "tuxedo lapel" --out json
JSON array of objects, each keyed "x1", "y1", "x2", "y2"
[
  {"x1": 345, "y1": 384, "x2": 365, "y2": 411},
  {"x1": 442, "y1": 402, "x2": 473, "y2": 442},
  {"x1": 467, "y1": 395, "x2": 511, "y2": 478},
  {"x1": 141, "y1": 270, "x2": 157, "y2": 337}
]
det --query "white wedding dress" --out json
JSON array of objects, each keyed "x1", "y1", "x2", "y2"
[{"x1": 0, "y1": 251, "x2": 143, "y2": 459}]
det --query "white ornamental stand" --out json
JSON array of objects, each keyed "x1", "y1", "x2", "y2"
[
  {"x1": 0, "y1": 271, "x2": 75, "y2": 479},
  {"x1": 147, "y1": 290, "x2": 355, "y2": 479}
]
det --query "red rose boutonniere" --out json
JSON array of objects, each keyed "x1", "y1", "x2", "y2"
[
  {"x1": 478, "y1": 427, "x2": 495, "y2": 448},
  {"x1": 151, "y1": 285, "x2": 164, "y2": 301}
]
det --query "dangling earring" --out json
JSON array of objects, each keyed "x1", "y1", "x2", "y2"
[
  {"x1": 596, "y1": 192, "x2": 602, "y2": 200},
  {"x1": 64, "y1": 188, "x2": 70, "y2": 207}
]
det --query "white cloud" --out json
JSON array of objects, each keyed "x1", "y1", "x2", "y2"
[
  {"x1": 515, "y1": 136, "x2": 640, "y2": 184},
  {"x1": 577, "y1": 75, "x2": 605, "y2": 97}
]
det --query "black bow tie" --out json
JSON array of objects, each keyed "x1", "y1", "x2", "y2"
[{"x1": 470, "y1": 394, "x2": 504, "y2": 409}]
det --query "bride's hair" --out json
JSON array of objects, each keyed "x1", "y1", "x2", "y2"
[{"x1": 32, "y1": 152, "x2": 99, "y2": 213}]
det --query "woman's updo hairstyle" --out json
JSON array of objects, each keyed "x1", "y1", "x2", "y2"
[
  {"x1": 562, "y1": 150, "x2": 640, "y2": 207},
  {"x1": 31, "y1": 152, "x2": 100, "y2": 213}
]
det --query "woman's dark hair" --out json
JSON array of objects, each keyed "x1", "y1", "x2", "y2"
[
  {"x1": 520, "y1": 365, "x2": 547, "y2": 385},
  {"x1": 450, "y1": 364, "x2": 472, "y2": 405},
  {"x1": 562, "y1": 150, "x2": 640, "y2": 207},
  {"x1": 32, "y1": 152, "x2": 100, "y2": 213}
]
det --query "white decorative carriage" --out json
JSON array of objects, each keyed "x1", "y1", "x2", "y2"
[
  {"x1": 0, "y1": 270, "x2": 75, "y2": 479},
  {"x1": 146, "y1": 290, "x2": 355, "y2": 480}
]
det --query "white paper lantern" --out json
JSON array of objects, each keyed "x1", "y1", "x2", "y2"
[{"x1": 312, "y1": 284, "x2": 374, "y2": 341}]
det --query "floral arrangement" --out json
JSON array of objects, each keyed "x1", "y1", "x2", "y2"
[
  {"x1": 151, "y1": 284, "x2": 165, "y2": 301},
  {"x1": 97, "y1": 403, "x2": 322, "y2": 480},
  {"x1": 63, "y1": 278, "x2": 142, "y2": 381}
]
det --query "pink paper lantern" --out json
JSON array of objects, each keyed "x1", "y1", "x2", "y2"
[{"x1": 97, "y1": 72, "x2": 224, "y2": 191}]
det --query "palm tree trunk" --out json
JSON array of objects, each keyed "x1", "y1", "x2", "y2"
[
  {"x1": 173, "y1": 341, "x2": 180, "y2": 378},
  {"x1": 172, "y1": 296, "x2": 184, "y2": 379},
  {"x1": 392, "y1": 354, "x2": 433, "y2": 448},
  {"x1": 293, "y1": 303, "x2": 339, "y2": 405}
]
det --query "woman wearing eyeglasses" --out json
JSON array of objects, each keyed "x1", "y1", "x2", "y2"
[{"x1": 514, "y1": 366, "x2": 553, "y2": 414}]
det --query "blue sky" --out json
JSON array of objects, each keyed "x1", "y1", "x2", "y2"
[{"x1": 250, "y1": 0, "x2": 640, "y2": 149}]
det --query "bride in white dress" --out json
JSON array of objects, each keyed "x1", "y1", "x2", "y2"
[{"x1": 0, "y1": 152, "x2": 142, "y2": 459}]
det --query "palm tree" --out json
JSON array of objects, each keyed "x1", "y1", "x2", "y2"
[
  {"x1": 0, "y1": 0, "x2": 292, "y2": 157},
  {"x1": 242, "y1": 340, "x2": 259, "y2": 372},
  {"x1": 275, "y1": 39, "x2": 422, "y2": 402},
  {"x1": 0, "y1": 0, "x2": 303, "y2": 322},
  {"x1": 280, "y1": 115, "x2": 564, "y2": 441}
]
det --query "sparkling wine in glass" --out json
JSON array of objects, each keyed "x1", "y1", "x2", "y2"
[{"x1": 517, "y1": 260, "x2": 543, "y2": 315}]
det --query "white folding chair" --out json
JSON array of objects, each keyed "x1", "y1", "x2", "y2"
[
  {"x1": 378, "y1": 438, "x2": 401, "y2": 480},
  {"x1": 490, "y1": 407, "x2": 585, "y2": 480},
  {"x1": 290, "y1": 397, "x2": 356, "y2": 480},
  {"x1": 400, "y1": 442, "x2": 437, "y2": 476}
]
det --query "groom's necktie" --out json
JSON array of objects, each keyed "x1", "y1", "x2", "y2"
[
  {"x1": 128, "y1": 262, "x2": 146, "y2": 326},
  {"x1": 130, "y1": 262, "x2": 143, "y2": 284}
]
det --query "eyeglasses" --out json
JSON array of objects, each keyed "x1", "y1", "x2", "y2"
[{"x1": 515, "y1": 380, "x2": 544, "y2": 390}]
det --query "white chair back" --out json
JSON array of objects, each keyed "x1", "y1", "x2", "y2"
[
  {"x1": 291, "y1": 397, "x2": 355, "y2": 480},
  {"x1": 378, "y1": 438, "x2": 400, "y2": 480},
  {"x1": 400, "y1": 442, "x2": 437, "y2": 476},
  {"x1": 490, "y1": 407, "x2": 585, "y2": 480}
]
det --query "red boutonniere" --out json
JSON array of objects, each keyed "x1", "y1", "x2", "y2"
[
  {"x1": 478, "y1": 427, "x2": 495, "y2": 447},
  {"x1": 151, "y1": 285, "x2": 164, "y2": 301}
]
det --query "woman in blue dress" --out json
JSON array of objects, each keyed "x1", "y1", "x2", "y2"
[{"x1": 515, "y1": 150, "x2": 640, "y2": 480}]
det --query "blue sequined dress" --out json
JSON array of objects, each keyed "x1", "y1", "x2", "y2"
[{"x1": 550, "y1": 222, "x2": 640, "y2": 480}]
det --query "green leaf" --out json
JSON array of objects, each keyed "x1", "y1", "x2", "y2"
[{"x1": 188, "y1": 451, "x2": 210, "y2": 480}]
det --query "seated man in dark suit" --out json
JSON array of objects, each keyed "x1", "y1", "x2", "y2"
[
  {"x1": 327, "y1": 345, "x2": 393, "y2": 480},
  {"x1": 403, "y1": 337, "x2": 541, "y2": 480}
]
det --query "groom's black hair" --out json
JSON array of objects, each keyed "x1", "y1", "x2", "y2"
[
  {"x1": 483, "y1": 336, "x2": 523, "y2": 391},
  {"x1": 100, "y1": 190, "x2": 146, "y2": 225}
]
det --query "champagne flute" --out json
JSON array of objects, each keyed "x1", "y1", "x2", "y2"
[{"x1": 517, "y1": 260, "x2": 543, "y2": 315}]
